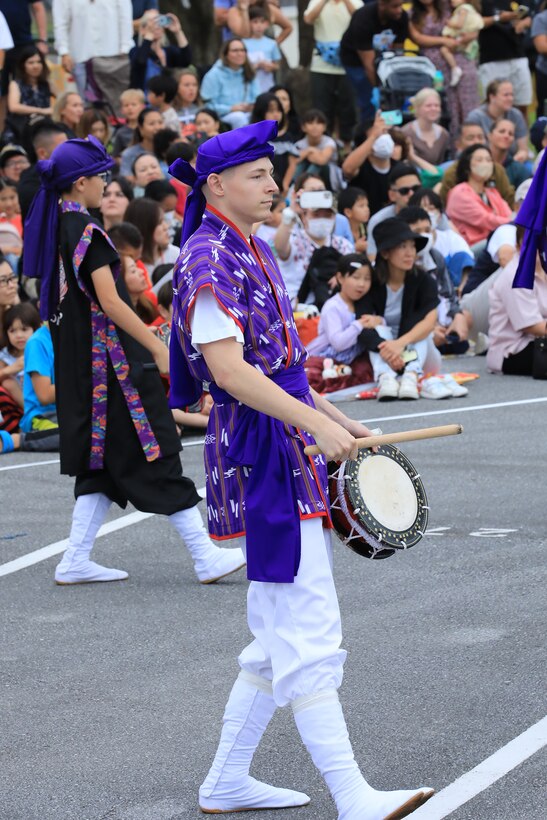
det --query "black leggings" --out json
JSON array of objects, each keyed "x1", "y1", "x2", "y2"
[{"x1": 501, "y1": 341, "x2": 534, "y2": 376}]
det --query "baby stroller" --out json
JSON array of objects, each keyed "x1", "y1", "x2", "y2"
[{"x1": 377, "y1": 53, "x2": 447, "y2": 125}]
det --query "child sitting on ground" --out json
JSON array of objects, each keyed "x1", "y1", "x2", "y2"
[
  {"x1": 294, "y1": 109, "x2": 339, "y2": 191},
  {"x1": 440, "y1": 0, "x2": 484, "y2": 87},
  {"x1": 147, "y1": 73, "x2": 181, "y2": 135},
  {"x1": 0, "y1": 302, "x2": 41, "y2": 424},
  {"x1": 337, "y1": 187, "x2": 370, "y2": 254}
]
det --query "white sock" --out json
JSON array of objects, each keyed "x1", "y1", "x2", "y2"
[{"x1": 58, "y1": 493, "x2": 112, "y2": 570}]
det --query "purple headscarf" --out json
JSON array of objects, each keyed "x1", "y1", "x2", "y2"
[
  {"x1": 23, "y1": 135, "x2": 115, "y2": 319},
  {"x1": 168, "y1": 119, "x2": 277, "y2": 247}
]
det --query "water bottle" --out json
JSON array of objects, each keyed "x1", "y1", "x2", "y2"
[{"x1": 433, "y1": 70, "x2": 444, "y2": 92}]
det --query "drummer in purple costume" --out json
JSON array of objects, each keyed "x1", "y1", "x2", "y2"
[
  {"x1": 169, "y1": 120, "x2": 435, "y2": 818},
  {"x1": 23, "y1": 136, "x2": 246, "y2": 586}
]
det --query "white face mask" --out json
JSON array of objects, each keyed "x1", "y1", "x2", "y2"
[
  {"x1": 471, "y1": 161, "x2": 494, "y2": 180},
  {"x1": 308, "y1": 217, "x2": 335, "y2": 240},
  {"x1": 428, "y1": 210, "x2": 441, "y2": 230},
  {"x1": 372, "y1": 133, "x2": 395, "y2": 159}
]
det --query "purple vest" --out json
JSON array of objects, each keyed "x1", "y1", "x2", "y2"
[{"x1": 172, "y1": 207, "x2": 331, "y2": 582}]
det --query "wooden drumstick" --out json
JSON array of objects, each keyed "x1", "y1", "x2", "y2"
[{"x1": 303, "y1": 423, "x2": 463, "y2": 456}]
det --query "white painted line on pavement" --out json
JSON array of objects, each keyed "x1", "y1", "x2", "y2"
[
  {"x1": 412, "y1": 714, "x2": 547, "y2": 819},
  {"x1": 0, "y1": 486, "x2": 208, "y2": 578},
  {"x1": 0, "y1": 511, "x2": 154, "y2": 578},
  {"x1": 0, "y1": 458, "x2": 60, "y2": 472},
  {"x1": 2, "y1": 397, "x2": 547, "y2": 466}
]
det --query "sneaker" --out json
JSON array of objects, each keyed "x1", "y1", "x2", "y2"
[
  {"x1": 377, "y1": 372, "x2": 399, "y2": 401},
  {"x1": 450, "y1": 66, "x2": 463, "y2": 87},
  {"x1": 398, "y1": 371, "x2": 419, "y2": 400},
  {"x1": 439, "y1": 373, "x2": 468, "y2": 397},
  {"x1": 474, "y1": 332, "x2": 489, "y2": 356},
  {"x1": 420, "y1": 376, "x2": 452, "y2": 400}
]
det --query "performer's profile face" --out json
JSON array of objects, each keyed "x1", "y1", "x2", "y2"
[{"x1": 213, "y1": 159, "x2": 278, "y2": 227}]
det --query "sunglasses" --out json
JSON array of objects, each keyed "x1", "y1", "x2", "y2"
[{"x1": 392, "y1": 184, "x2": 421, "y2": 196}]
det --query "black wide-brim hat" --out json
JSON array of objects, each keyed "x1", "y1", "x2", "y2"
[{"x1": 373, "y1": 217, "x2": 429, "y2": 254}]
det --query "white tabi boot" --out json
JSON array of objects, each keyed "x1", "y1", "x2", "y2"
[
  {"x1": 169, "y1": 505, "x2": 245, "y2": 583},
  {"x1": 199, "y1": 671, "x2": 310, "y2": 813},
  {"x1": 55, "y1": 493, "x2": 128, "y2": 584},
  {"x1": 292, "y1": 689, "x2": 434, "y2": 820}
]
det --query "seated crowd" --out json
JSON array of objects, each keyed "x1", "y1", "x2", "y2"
[{"x1": 1, "y1": 0, "x2": 547, "y2": 455}]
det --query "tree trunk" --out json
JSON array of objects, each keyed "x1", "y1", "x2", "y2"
[{"x1": 159, "y1": 0, "x2": 221, "y2": 69}]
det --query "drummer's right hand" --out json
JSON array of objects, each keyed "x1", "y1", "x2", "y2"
[{"x1": 311, "y1": 416, "x2": 358, "y2": 462}]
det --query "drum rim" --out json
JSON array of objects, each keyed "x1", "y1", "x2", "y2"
[{"x1": 345, "y1": 444, "x2": 428, "y2": 549}]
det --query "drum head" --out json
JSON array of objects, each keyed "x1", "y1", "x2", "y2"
[{"x1": 345, "y1": 445, "x2": 428, "y2": 550}]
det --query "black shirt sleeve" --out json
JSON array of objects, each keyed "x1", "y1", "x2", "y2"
[{"x1": 78, "y1": 229, "x2": 120, "y2": 294}]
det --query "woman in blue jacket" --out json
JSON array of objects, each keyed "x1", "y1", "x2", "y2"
[{"x1": 200, "y1": 38, "x2": 259, "y2": 129}]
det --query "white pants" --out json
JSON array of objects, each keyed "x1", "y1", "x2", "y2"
[
  {"x1": 369, "y1": 326, "x2": 441, "y2": 380},
  {"x1": 238, "y1": 517, "x2": 346, "y2": 707},
  {"x1": 460, "y1": 269, "x2": 502, "y2": 340}
]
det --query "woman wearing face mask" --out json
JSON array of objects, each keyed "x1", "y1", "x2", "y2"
[
  {"x1": 274, "y1": 175, "x2": 353, "y2": 304},
  {"x1": 342, "y1": 111, "x2": 396, "y2": 215},
  {"x1": 445, "y1": 145, "x2": 513, "y2": 249}
]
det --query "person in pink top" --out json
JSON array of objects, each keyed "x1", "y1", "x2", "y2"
[
  {"x1": 487, "y1": 250, "x2": 547, "y2": 375},
  {"x1": 445, "y1": 144, "x2": 513, "y2": 247}
]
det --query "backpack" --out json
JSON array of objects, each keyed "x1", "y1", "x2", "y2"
[{"x1": 297, "y1": 246, "x2": 342, "y2": 310}]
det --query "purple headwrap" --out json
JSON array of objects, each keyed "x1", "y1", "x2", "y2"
[
  {"x1": 168, "y1": 119, "x2": 277, "y2": 247},
  {"x1": 23, "y1": 135, "x2": 115, "y2": 319},
  {"x1": 513, "y1": 148, "x2": 547, "y2": 289},
  {"x1": 168, "y1": 120, "x2": 278, "y2": 409}
]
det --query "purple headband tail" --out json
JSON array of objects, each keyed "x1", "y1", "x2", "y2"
[
  {"x1": 23, "y1": 136, "x2": 115, "y2": 320},
  {"x1": 513, "y1": 148, "x2": 547, "y2": 289}
]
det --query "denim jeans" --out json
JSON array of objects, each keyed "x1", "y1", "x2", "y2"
[{"x1": 343, "y1": 64, "x2": 375, "y2": 122}]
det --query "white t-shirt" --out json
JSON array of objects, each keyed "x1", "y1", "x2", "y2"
[
  {"x1": 486, "y1": 224, "x2": 517, "y2": 264},
  {"x1": 189, "y1": 287, "x2": 244, "y2": 352},
  {"x1": 0, "y1": 12, "x2": 14, "y2": 51}
]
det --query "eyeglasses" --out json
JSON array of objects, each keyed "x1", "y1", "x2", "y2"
[
  {"x1": 4, "y1": 158, "x2": 29, "y2": 169},
  {"x1": 97, "y1": 171, "x2": 112, "y2": 183},
  {"x1": 392, "y1": 184, "x2": 421, "y2": 196},
  {"x1": 0, "y1": 274, "x2": 17, "y2": 287}
]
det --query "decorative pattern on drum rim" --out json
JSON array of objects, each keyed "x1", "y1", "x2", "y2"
[{"x1": 346, "y1": 445, "x2": 429, "y2": 550}]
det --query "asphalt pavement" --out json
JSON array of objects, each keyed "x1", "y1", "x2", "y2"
[{"x1": 1, "y1": 356, "x2": 546, "y2": 820}]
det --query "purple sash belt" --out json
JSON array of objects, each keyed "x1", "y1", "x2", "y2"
[{"x1": 209, "y1": 365, "x2": 311, "y2": 583}]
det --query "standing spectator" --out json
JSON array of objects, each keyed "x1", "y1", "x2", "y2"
[
  {"x1": 6, "y1": 45, "x2": 52, "y2": 142},
  {"x1": 201, "y1": 38, "x2": 259, "y2": 129},
  {"x1": 478, "y1": 0, "x2": 532, "y2": 116},
  {"x1": 487, "y1": 118, "x2": 532, "y2": 188},
  {"x1": 0, "y1": 11, "x2": 14, "y2": 89},
  {"x1": 0, "y1": 1, "x2": 47, "y2": 104},
  {"x1": 52, "y1": 91, "x2": 84, "y2": 138},
  {"x1": 112, "y1": 88, "x2": 146, "y2": 159},
  {"x1": 342, "y1": 112, "x2": 396, "y2": 215},
  {"x1": 532, "y1": 8, "x2": 547, "y2": 118},
  {"x1": 215, "y1": 0, "x2": 251, "y2": 40},
  {"x1": 243, "y1": 5, "x2": 281, "y2": 94},
  {"x1": 146, "y1": 73, "x2": 180, "y2": 134},
  {"x1": 340, "y1": 0, "x2": 410, "y2": 122},
  {"x1": 466, "y1": 80, "x2": 529, "y2": 161},
  {"x1": 409, "y1": 0, "x2": 479, "y2": 143},
  {"x1": 131, "y1": 0, "x2": 158, "y2": 34},
  {"x1": 487, "y1": 253, "x2": 547, "y2": 375},
  {"x1": 53, "y1": 0, "x2": 133, "y2": 105},
  {"x1": 119, "y1": 106, "x2": 163, "y2": 178},
  {"x1": 402, "y1": 88, "x2": 450, "y2": 165},
  {"x1": 226, "y1": 0, "x2": 293, "y2": 44},
  {"x1": 439, "y1": 0, "x2": 483, "y2": 87},
  {"x1": 446, "y1": 144, "x2": 513, "y2": 247},
  {"x1": 129, "y1": 10, "x2": 191, "y2": 91},
  {"x1": 303, "y1": 0, "x2": 362, "y2": 150}
]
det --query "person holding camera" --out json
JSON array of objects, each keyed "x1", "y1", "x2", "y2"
[
  {"x1": 53, "y1": 0, "x2": 133, "y2": 100},
  {"x1": 129, "y1": 9, "x2": 191, "y2": 91},
  {"x1": 273, "y1": 173, "x2": 353, "y2": 304}
]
